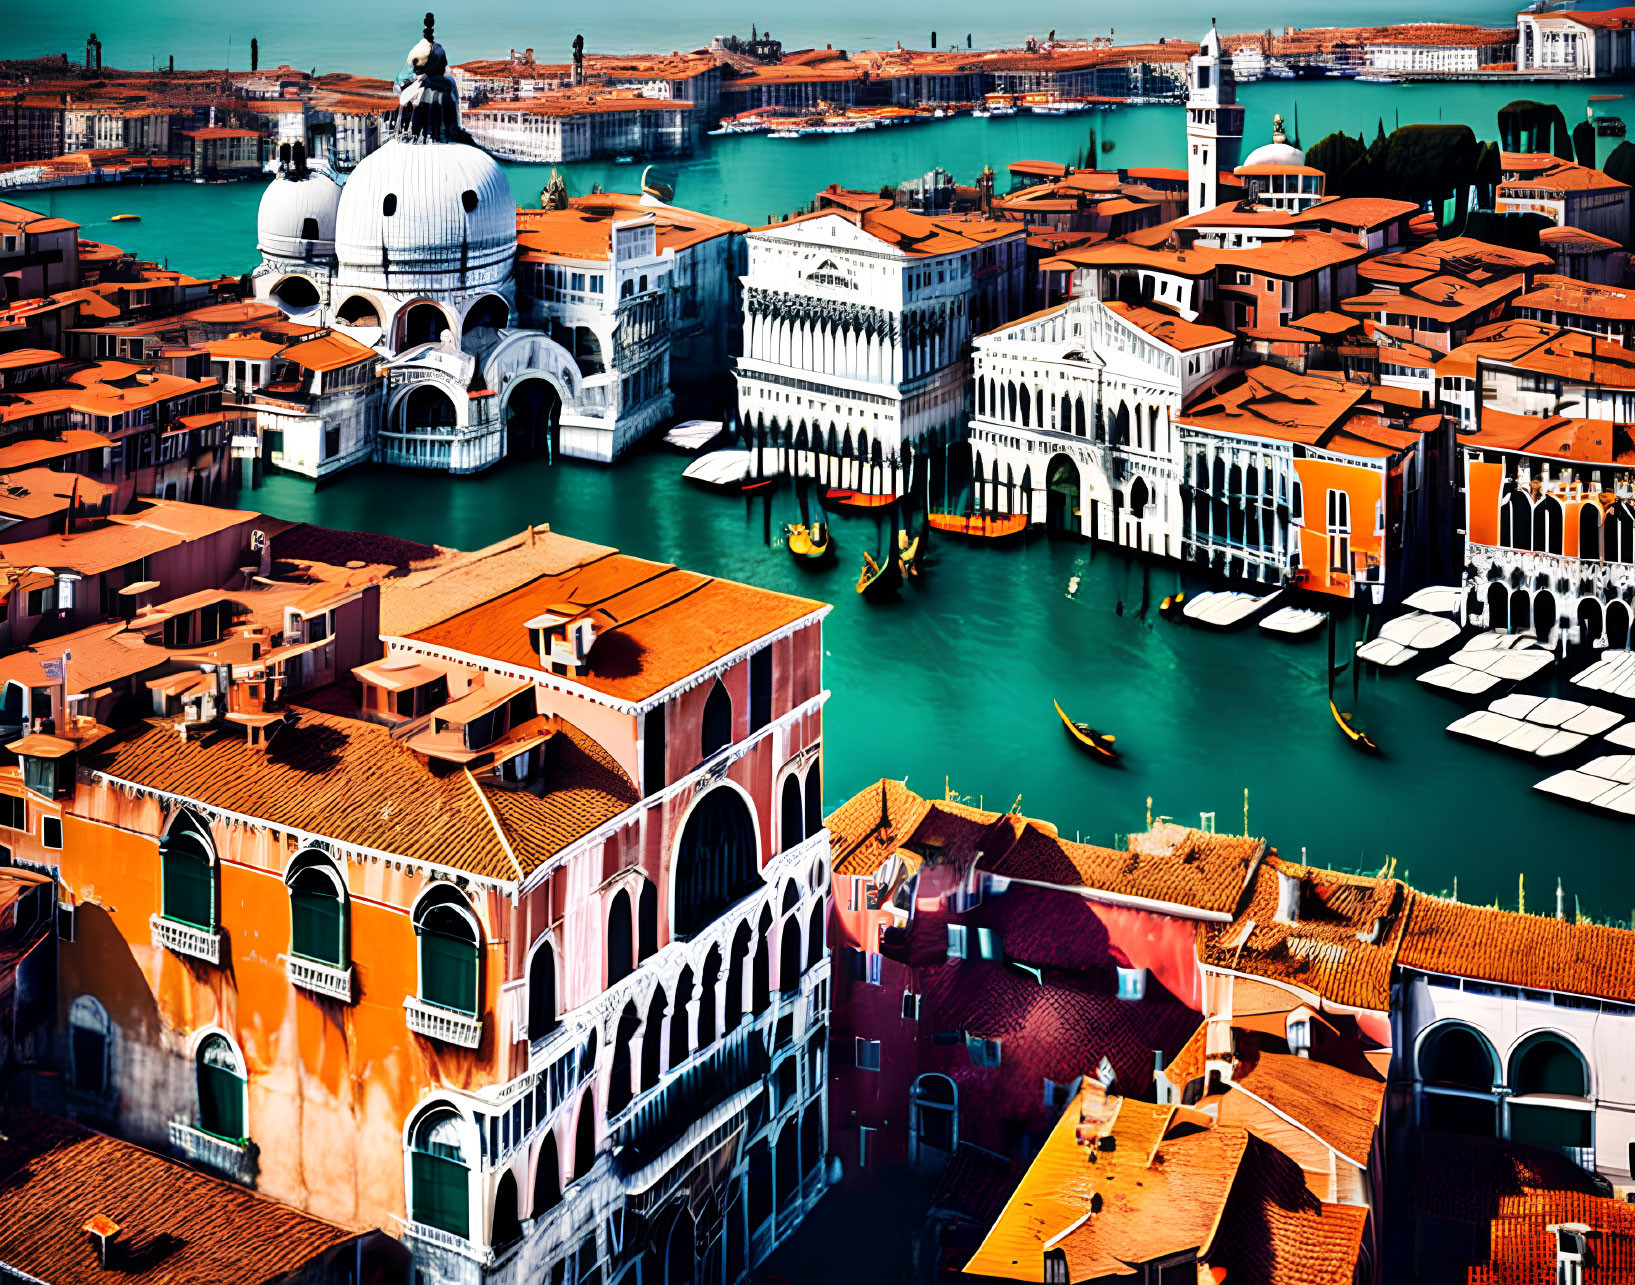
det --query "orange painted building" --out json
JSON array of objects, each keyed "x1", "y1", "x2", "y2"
[
  {"x1": 1177, "y1": 365, "x2": 1450, "y2": 601},
  {"x1": 1456, "y1": 406, "x2": 1635, "y2": 644},
  {"x1": 26, "y1": 521, "x2": 834, "y2": 1285}
]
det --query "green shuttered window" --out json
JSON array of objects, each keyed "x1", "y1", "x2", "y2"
[
  {"x1": 197, "y1": 1035, "x2": 245, "y2": 1140},
  {"x1": 160, "y1": 811, "x2": 217, "y2": 930},
  {"x1": 419, "y1": 904, "x2": 479, "y2": 1014},
  {"x1": 289, "y1": 866, "x2": 345, "y2": 966}
]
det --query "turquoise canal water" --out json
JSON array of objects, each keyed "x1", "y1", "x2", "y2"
[
  {"x1": 13, "y1": 2, "x2": 1549, "y2": 79},
  {"x1": 235, "y1": 455, "x2": 1634, "y2": 922},
  {"x1": 15, "y1": 75, "x2": 1635, "y2": 916}
]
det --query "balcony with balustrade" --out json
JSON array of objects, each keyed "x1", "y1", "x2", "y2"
[
  {"x1": 150, "y1": 914, "x2": 221, "y2": 964},
  {"x1": 169, "y1": 1120, "x2": 257, "y2": 1185},
  {"x1": 405, "y1": 995, "x2": 484, "y2": 1049}
]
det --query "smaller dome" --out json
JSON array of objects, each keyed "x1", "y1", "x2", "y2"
[
  {"x1": 1241, "y1": 141, "x2": 1306, "y2": 169},
  {"x1": 258, "y1": 169, "x2": 343, "y2": 262}
]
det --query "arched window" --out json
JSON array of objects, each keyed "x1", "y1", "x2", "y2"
[
  {"x1": 911, "y1": 1073, "x2": 958, "y2": 1161},
  {"x1": 1509, "y1": 1033, "x2": 1592, "y2": 1155},
  {"x1": 1608, "y1": 503, "x2": 1635, "y2": 563},
  {"x1": 161, "y1": 808, "x2": 217, "y2": 930},
  {"x1": 641, "y1": 987, "x2": 666, "y2": 1091},
  {"x1": 528, "y1": 940, "x2": 557, "y2": 1042},
  {"x1": 748, "y1": 1139, "x2": 772, "y2": 1229},
  {"x1": 781, "y1": 775, "x2": 804, "y2": 852},
  {"x1": 572, "y1": 1089, "x2": 597, "y2": 1181},
  {"x1": 534, "y1": 1138, "x2": 561, "y2": 1214},
  {"x1": 753, "y1": 907, "x2": 773, "y2": 1014},
  {"x1": 69, "y1": 996, "x2": 112, "y2": 1099},
  {"x1": 803, "y1": 766, "x2": 823, "y2": 838},
  {"x1": 701, "y1": 681, "x2": 733, "y2": 760},
  {"x1": 638, "y1": 879, "x2": 659, "y2": 962},
  {"x1": 1019, "y1": 384, "x2": 1031, "y2": 427},
  {"x1": 299, "y1": 216, "x2": 320, "y2": 240},
  {"x1": 491, "y1": 1172, "x2": 522, "y2": 1249},
  {"x1": 806, "y1": 901, "x2": 825, "y2": 971},
  {"x1": 410, "y1": 1105, "x2": 469, "y2": 1237},
  {"x1": 286, "y1": 849, "x2": 346, "y2": 968},
  {"x1": 672, "y1": 788, "x2": 759, "y2": 939},
  {"x1": 197, "y1": 1033, "x2": 245, "y2": 1140},
  {"x1": 1534, "y1": 496, "x2": 1565, "y2": 554},
  {"x1": 801, "y1": 1101, "x2": 823, "y2": 1176},
  {"x1": 1580, "y1": 504, "x2": 1602, "y2": 562},
  {"x1": 779, "y1": 915, "x2": 802, "y2": 994},
  {"x1": 1504, "y1": 490, "x2": 1534, "y2": 551},
  {"x1": 698, "y1": 948, "x2": 720, "y2": 1047},
  {"x1": 607, "y1": 1002, "x2": 639, "y2": 1117},
  {"x1": 1418, "y1": 1023, "x2": 1498, "y2": 1137},
  {"x1": 725, "y1": 924, "x2": 750, "y2": 1032},
  {"x1": 670, "y1": 967, "x2": 695, "y2": 1067},
  {"x1": 414, "y1": 890, "x2": 481, "y2": 1016},
  {"x1": 607, "y1": 889, "x2": 633, "y2": 987}
]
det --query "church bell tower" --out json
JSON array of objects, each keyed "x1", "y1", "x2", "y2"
[{"x1": 1186, "y1": 22, "x2": 1243, "y2": 216}]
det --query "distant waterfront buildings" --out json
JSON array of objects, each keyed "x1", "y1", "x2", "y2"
[{"x1": 1517, "y1": 6, "x2": 1635, "y2": 78}]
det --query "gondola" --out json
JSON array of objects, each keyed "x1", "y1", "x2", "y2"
[
  {"x1": 1053, "y1": 699, "x2": 1120, "y2": 762},
  {"x1": 1330, "y1": 699, "x2": 1380, "y2": 754},
  {"x1": 856, "y1": 550, "x2": 901, "y2": 599},
  {"x1": 110, "y1": 214, "x2": 141, "y2": 223},
  {"x1": 786, "y1": 522, "x2": 832, "y2": 562},
  {"x1": 926, "y1": 511, "x2": 1028, "y2": 542},
  {"x1": 898, "y1": 528, "x2": 922, "y2": 580}
]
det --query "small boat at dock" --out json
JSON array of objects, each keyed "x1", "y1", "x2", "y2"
[
  {"x1": 664, "y1": 419, "x2": 724, "y2": 452},
  {"x1": 786, "y1": 522, "x2": 832, "y2": 562},
  {"x1": 1182, "y1": 589, "x2": 1281, "y2": 629},
  {"x1": 1054, "y1": 699, "x2": 1120, "y2": 762},
  {"x1": 856, "y1": 550, "x2": 900, "y2": 599},
  {"x1": 682, "y1": 449, "x2": 774, "y2": 493},
  {"x1": 926, "y1": 511, "x2": 1027, "y2": 542},
  {"x1": 1260, "y1": 605, "x2": 1327, "y2": 638}
]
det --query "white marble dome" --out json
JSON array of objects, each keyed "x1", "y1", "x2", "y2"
[
  {"x1": 1242, "y1": 140, "x2": 1306, "y2": 168},
  {"x1": 333, "y1": 138, "x2": 517, "y2": 295},
  {"x1": 257, "y1": 168, "x2": 342, "y2": 262}
]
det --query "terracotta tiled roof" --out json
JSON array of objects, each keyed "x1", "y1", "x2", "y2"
[
  {"x1": 825, "y1": 777, "x2": 936, "y2": 877},
  {"x1": 1290, "y1": 196, "x2": 1420, "y2": 229},
  {"x1": 1207, "y1": 1136, "x2": 1369, "y2": 1285},
  {"x1": 0, "y1": 1108, "x2": 361, "y2": 1285},
  {"x1": 1464, "y1": 409, "x2": 1635, "y2": 466},
  {"x1": 83, "y1": 709, "x2": 636, "y2": 881},
  {"x1": 1398, "y1": 893, "x2": 1635, "y2": 1003},
  {"x1": 0, "y1": 503, "x2": 257, "y2": 577},
  {"x1": 1105, "y1": 301, "x2": 1235, "y2": 351},
  {"x1": 1477, "y1": 1191, "x2": 1635, "y2": 1284},
  {"x1": 0, "y1": 468, "x2": 112, "y2": 520},
  {"x1": 1412, "y1": 1131, "x2": 1605, "y2": 1234},
  {"x1": 965, "y1": 1091, "x2": 1246, "y2": 1282},
  {"x1": 1199, "y1": 857, "x2": 1409, "y2": 1012},
  {"x1": 1515, "y1": 273, "x2": 1635, "y2": 323},
  {"x1": 1227, "y1": 1050, "x2": 1384, "y2": 1167},
  {"x1": 408, "y1": 551, "x2": 823, "y2": 705},
  {"x1": 377, "y1": 525, "x2": 611, "y2": 637}
]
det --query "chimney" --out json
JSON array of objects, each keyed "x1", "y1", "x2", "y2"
[
  {"x1": 83, "y1": 1214, "x2": 120, "y2": 1268},
  {"x1": 1274, "y1": 870, "x2": 1300, "y2": 923}
]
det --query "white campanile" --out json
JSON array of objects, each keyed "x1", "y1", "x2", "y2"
[{"x1": 1186, "y1": 22, "x2": 1244, "y2": 215}]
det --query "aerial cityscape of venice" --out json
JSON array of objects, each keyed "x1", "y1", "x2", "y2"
[{"x1": 10, "y1": 0, "x2": 1635, "y2": 1281}]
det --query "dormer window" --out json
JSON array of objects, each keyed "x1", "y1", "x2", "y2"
[
  {"x1": 525, "y1": 606, "x2": 608, "y2": 677},
  {"x1": 1115, "y1": 966, "x2": 1147, "y2": 1002},
  {"x1": 1553, "y1": 1225, "x2": 1590, "y2": 1285}
]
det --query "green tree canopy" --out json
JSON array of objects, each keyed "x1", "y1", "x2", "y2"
[{"x1": 1304, "y1": 130, "x2": 1370, "y2": 197}]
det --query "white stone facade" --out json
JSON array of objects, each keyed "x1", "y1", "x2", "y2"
[
  {"x1": 734, "y1": 212, "x2": 1025, "y2": 493},
  {"x1": 966, "y1": 299, "x2": 1234, "y2": 555}
]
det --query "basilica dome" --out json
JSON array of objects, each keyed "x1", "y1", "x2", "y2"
[
  {"x1": 333, "y1": 137, "x2": 517, "y2": 294},
  {"x1": 1241, "y1": 113, "x2": 1305, "y2": 169},
  {"x1": 257, "y1": 165, "x2": 342, "y2": 263}
]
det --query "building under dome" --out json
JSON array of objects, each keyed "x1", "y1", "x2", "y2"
[
  {"x1": 1234, "y1": 113, "x2": 1325, "y2": 213},
  {"x1": 256, "y1": 143, "x2": 342, "y2": 315},
  {"x1": 249, "y1": 14, "x2": 673, "y2": 472}
]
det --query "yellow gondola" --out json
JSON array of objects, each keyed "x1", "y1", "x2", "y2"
[
  {"x1": 1330, "y1": 699, "x2": 1380, "y2": 754},
  {"x1": 786, "y1": 522, "x2": 832, "y2": 561},
  {"x1": 1053, "y1": 699, "x2": 1120, "y2": 762},
  {"x1": 110, "y1": 214, "x2": 141, "y2": 223}
]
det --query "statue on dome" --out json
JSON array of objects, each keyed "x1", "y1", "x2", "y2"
[
  {"x1": 1272, "y1": 112, "x2": 1287, "y2": 144},
  {"x1": 397, "y1": 12, "x2": 472, "y2": 144},
  {"x1": 543, "y1": 169, "x2": 569, "y2": 210}
]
